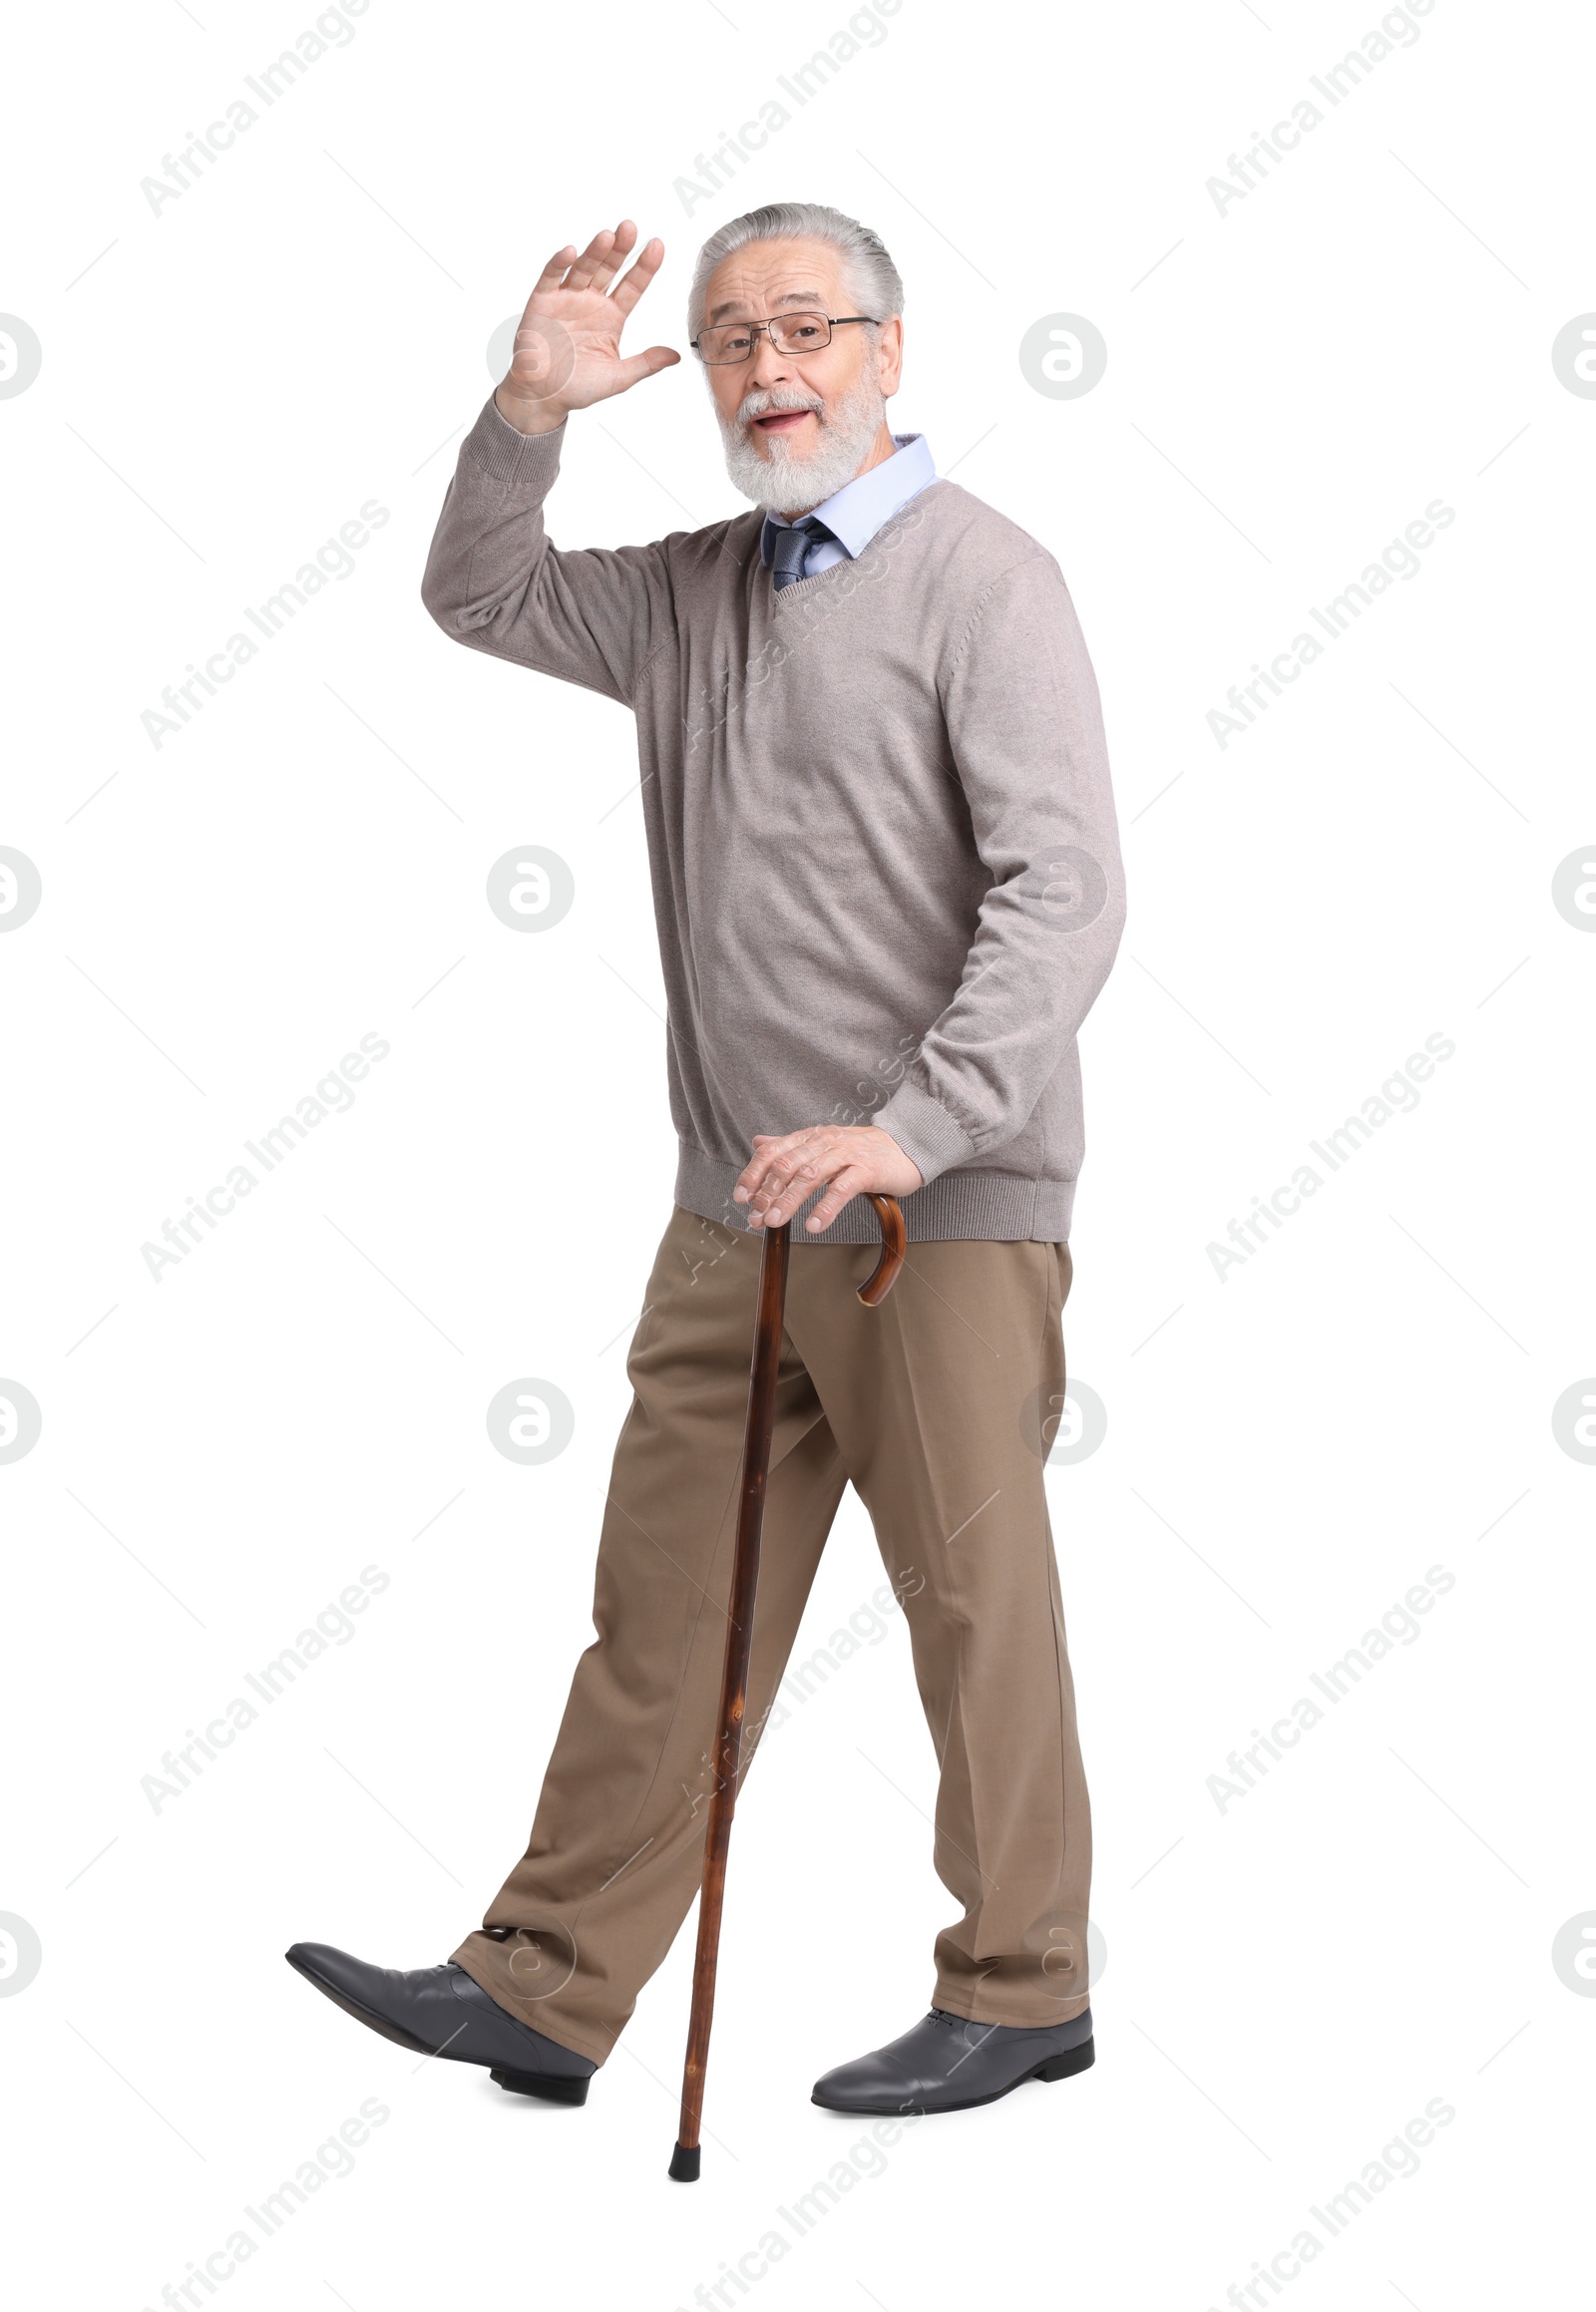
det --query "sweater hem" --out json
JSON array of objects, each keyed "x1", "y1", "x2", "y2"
[{"x1": 673, "y1": 1143, "x2": 1075, "y2": 1245}]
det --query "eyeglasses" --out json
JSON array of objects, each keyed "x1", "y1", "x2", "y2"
[{"x1": 690, "y1": 312, "x2": 880, "y2": 365}]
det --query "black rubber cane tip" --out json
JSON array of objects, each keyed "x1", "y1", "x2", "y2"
[{"x1": 668, "y1": 2141, "x2": 701, "y2": 2182}]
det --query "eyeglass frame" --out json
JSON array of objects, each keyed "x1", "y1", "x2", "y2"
[{"x1": 689, "y1": 312, "x2": 881, "y2": 365}]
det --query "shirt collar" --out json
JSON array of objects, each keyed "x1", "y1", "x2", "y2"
[{"x1": 759, "y1": 432, "x2": 937, "y2": 567}]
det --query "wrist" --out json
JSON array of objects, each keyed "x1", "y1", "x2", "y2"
[
  {"x1": 868, "y1": 1125, "x2": 924, "y2": 1194},
  {"x1": 493, "y1": 384, "x2": 570, "y2": 437},
  {"x1": 872, "y1": 1083, "x2": 975, "y2": 1192}
]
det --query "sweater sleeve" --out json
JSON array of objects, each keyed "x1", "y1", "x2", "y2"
[
  {"x1": 420, "y1": 396, "x2": 678, "y2": 705},
  {"x1": 871, "y1": 554, "x2": 1126, "y2": 1188}
]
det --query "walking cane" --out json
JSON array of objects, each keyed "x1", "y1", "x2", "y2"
[{"x1": 668, "y1": 1191, "x2": 908, "y2": 2180}]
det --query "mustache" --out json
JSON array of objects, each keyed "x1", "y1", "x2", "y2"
[{"x1": 732, "y1": 385, "x2": 827, "y2": 432}]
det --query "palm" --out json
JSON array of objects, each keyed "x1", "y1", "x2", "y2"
[
  {"x1": 502, "y1": 222, "x2": 677, "y2": 415},
  {"x1": 508, "y1": 285, "x2": 628, "y2": 409}
]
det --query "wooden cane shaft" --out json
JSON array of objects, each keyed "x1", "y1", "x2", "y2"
[
  {"x1": 672, "y1": 1193, "x2": 907, "y2": 2167},
  {"x1": 675, "y1": 1217, "x2": 790, "y2": 2154}
]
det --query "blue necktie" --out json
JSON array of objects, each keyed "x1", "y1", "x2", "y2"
[{"x1": 768, "y1": 515, "x2": 834, "y2": 591}]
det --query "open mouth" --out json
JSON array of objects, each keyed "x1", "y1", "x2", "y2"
[{"x1": 752, "y1": 408, "x2": 816, "y2": 437}]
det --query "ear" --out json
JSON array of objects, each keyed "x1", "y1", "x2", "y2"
[{"x1": 875, "y1": 315, "x2": 905, "y2": 398}]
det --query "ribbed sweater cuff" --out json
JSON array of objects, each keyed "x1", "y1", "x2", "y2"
[
  {"x1": 872, "y1": 1078, "x2": 978, "y2": 1187},
  {"x1": 460, "y1": 394, "x2": 568, "y2": 491}
]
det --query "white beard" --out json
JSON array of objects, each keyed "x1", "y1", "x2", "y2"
[{"x1": 717, "y1": 365, "x2": 890, "y2": 516}]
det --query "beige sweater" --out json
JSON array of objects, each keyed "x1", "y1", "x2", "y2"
[{"x1": 422, "y1": 397, "x2": 1126, "y2": 1244}]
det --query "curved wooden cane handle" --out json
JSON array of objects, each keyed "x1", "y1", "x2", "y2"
[{"x1": 858, "y1": 1193, "x2": 907, "y2": 1308}]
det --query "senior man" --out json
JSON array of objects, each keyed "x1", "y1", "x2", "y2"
[{"x1": 288, "y1": 202, "x2": 1125, "y2": 2120}]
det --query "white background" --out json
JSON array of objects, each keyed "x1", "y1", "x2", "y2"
[{"x1": 2, "y1": 0, "x2": 1592, "y2": 2305}]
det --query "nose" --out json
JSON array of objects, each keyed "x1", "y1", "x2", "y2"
[{"x1": 744, "y1": 330, "x2": 797, "y2": 392}]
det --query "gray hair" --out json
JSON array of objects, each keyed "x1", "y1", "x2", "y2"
[{"x1": 687, "y1": 202, "x2": 905, "y2": 343}]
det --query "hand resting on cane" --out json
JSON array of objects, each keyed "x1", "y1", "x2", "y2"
[{"x1": 734, "y1": 1123, "x2": 922, "y2": 1232}]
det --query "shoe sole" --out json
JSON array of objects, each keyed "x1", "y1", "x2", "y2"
[
  {"x1": 284, "y1": 1950, "x2": 588, "y2": 2105},
  {"x1": 490, "y1": 2066, "x2": 590, "y2": 2106},
  {"x1": 811, "y1": 2033, "x2": 1094, "y2": 2116}
]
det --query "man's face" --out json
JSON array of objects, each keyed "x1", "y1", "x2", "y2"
[{"x1": 699, "y1": 236, "x2": 904, "y2": 514}]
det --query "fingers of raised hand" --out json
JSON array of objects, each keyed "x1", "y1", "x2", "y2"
[
  {"x1": 533, "y1": 244, "x2": 580, "y2": 296},
  {"x1": 561, "y1": 229, "x2": 615, "y2": 293},
  {"x1": 530, "y1": 225, "x2": 663, "y2": 315},
  {"x1": 565, "y1": 220, "x2": 636, "y2": 294},
  {"x1": 609, "y1": 235, "x2": 667, "y2": 316}
]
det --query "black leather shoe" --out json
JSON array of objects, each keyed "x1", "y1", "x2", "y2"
[
  {"x1": 812, "y1": 2005, "x2": 1093, "y2": 2116},
  {"x1": 284, "y1": 1943, "x2": 598, "y2": 2106}
]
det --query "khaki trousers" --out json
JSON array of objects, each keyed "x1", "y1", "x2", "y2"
[{"x1": 452, "y1": 1204, "x2": 1092, "y2": 2067}]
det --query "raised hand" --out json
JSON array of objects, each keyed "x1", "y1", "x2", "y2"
[{"x1": 495, "y1": 221, "x2": 680, "y2": 435}]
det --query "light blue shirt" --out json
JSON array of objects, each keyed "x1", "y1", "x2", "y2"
[{"x1": 759, "y1": 432, "x2": 938, "y2": 579}]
